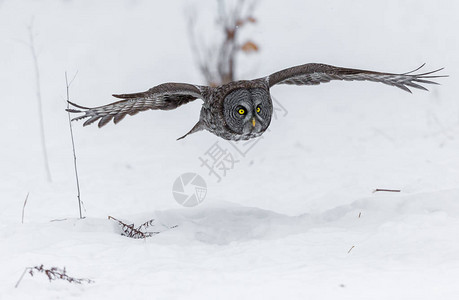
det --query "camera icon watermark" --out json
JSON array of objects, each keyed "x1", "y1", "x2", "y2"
[{"x1": 172, "y1": 173, "x2": 207, "y2": 207}]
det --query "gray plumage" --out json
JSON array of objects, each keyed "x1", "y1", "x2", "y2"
[{"x1": 67, "y1": 63, "x2": 446, "y2": 141}]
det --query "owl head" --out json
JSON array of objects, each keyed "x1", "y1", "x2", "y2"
[{"x1": 223, "y1": 88, "x2": 273, "y2": 139}]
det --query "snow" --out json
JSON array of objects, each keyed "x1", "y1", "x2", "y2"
[{"x1": 1, "y1": 0, "x2": 458, "y2": 299}]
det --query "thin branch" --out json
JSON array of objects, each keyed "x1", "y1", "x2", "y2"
[
  {"x1": 15, "y1": 265, "x2": 93, "y2": 288},
  {"x1": 108, "y1": 216, "x2": 177, "y2": 239},
  {"x1": 187, "y1": 0, "x2": 258, "y2": 86},
  {"x1": 50, "y1": 218, "x2": 68, "y2": 222},
  {"x1": 65, "y1": 72, "x2": 83, "y2": 219},
  {"x1": 21, "y1": 192, "x2": 29, "y2": 224},
  {"x1": 28, "y1": 21, "x2": 52, "y2": 182},
  {"x1": 14, "y1": 268, "x2": 29, "y2": 288},
  {"x1": 373, "y1": 189, "x2": 402, "y2": 193}
]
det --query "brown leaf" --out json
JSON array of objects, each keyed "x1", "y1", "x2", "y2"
[{"x1": 241, "y1": 41, "x2": 259, "y2": 53}]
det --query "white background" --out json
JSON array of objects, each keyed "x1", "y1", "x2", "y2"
[{"x1": 0, "y1": 0, "x2": 458, "y2": 299}]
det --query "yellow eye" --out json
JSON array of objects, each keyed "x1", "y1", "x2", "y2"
[
  {"x1": 238, "y1": 108, "x2": 245, "y2": 115},
  {"x1": 256, "y1": 106, "x2": 261, "y2": 113}
]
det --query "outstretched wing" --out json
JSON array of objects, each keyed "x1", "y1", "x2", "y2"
[
  {"x1": 266, "y1": 63, "x2": 446, "y2": 93},
  {"x1": 67, "y1": 83, "x2": 207, "y2": 128}
]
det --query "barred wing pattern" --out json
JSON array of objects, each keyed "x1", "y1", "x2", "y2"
[
  {"x1": 67, "y1": 83, "x2": 205, "y2": 128},
  {"x1": 267, "y1": 63, "x2": 445, "y2": 93}
]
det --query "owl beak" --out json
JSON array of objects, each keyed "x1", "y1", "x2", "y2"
[{"x1": 252, "y1": 118, "x2": 256, "y2": 127}]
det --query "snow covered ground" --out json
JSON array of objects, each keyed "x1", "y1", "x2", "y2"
[{"x1": 1, "y1": 0, "x2": 458, "y2": 299}]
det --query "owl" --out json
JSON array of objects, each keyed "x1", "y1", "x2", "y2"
[{"x1": 67, "y1": 63, "x2": 445, "y2": 141}]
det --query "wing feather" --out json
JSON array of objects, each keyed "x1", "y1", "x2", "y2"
[
  {"x1": 266, "y1": 63, "x2": 446, "y2": 93},
  {"x1": 67, "y1": 83, "x2": 207, "y2": 128}
]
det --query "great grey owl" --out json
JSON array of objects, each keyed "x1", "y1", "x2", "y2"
[{"x1": 67, "y1": 63, "x2": 445, "y2": 141}]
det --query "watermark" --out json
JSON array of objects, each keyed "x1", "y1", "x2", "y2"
[
  {"x1": 199, "y1": 141, "x2": 240, "y2": 182},
  {"x1": 172, "y1": 173, "x2": 207, "y2": 207},
  {"x1": 172, "y1": 96, "x2": 288, "y2": 207},
  {"x1": 271, "y1": 96, "x2": 288, "y2": 120}
]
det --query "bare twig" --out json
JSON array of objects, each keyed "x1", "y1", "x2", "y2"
[
  {"x1": 108, "y1": 216, "x2": 177, "y2": 239},
  {"x1": 347, "y1": 246, "x2": 355, "y2": 254},
  {"x1": 28, "y1": 20, "x2": 52, "y2": 182},
  {"x1": 187, "y1": 0, "x2": 258, "y2": 86},
  {"x1": 373, "y1": 189, "x2": 402, "y2": 193},
  {"x1": 50, "y1": 218, "x2": 68, "y2": 222},
  {"x1": 65, "y1": 72, "x2": 83, "y2": 219},
  {"x1": 14, "y1": 268, "x2": 29, "y2": 288},
  {"x1": 21, "y1": 192, "x2": 29, "y2": 224},
  {"x1": 358, "y1": 212, "x2": 361, "y2": 218},
  {"x1": 108, "y1": 216, "x2": 157, "y2": 239},
  {"x1": 15, "y1": 265, "x2": 93, "y2": 288}
]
